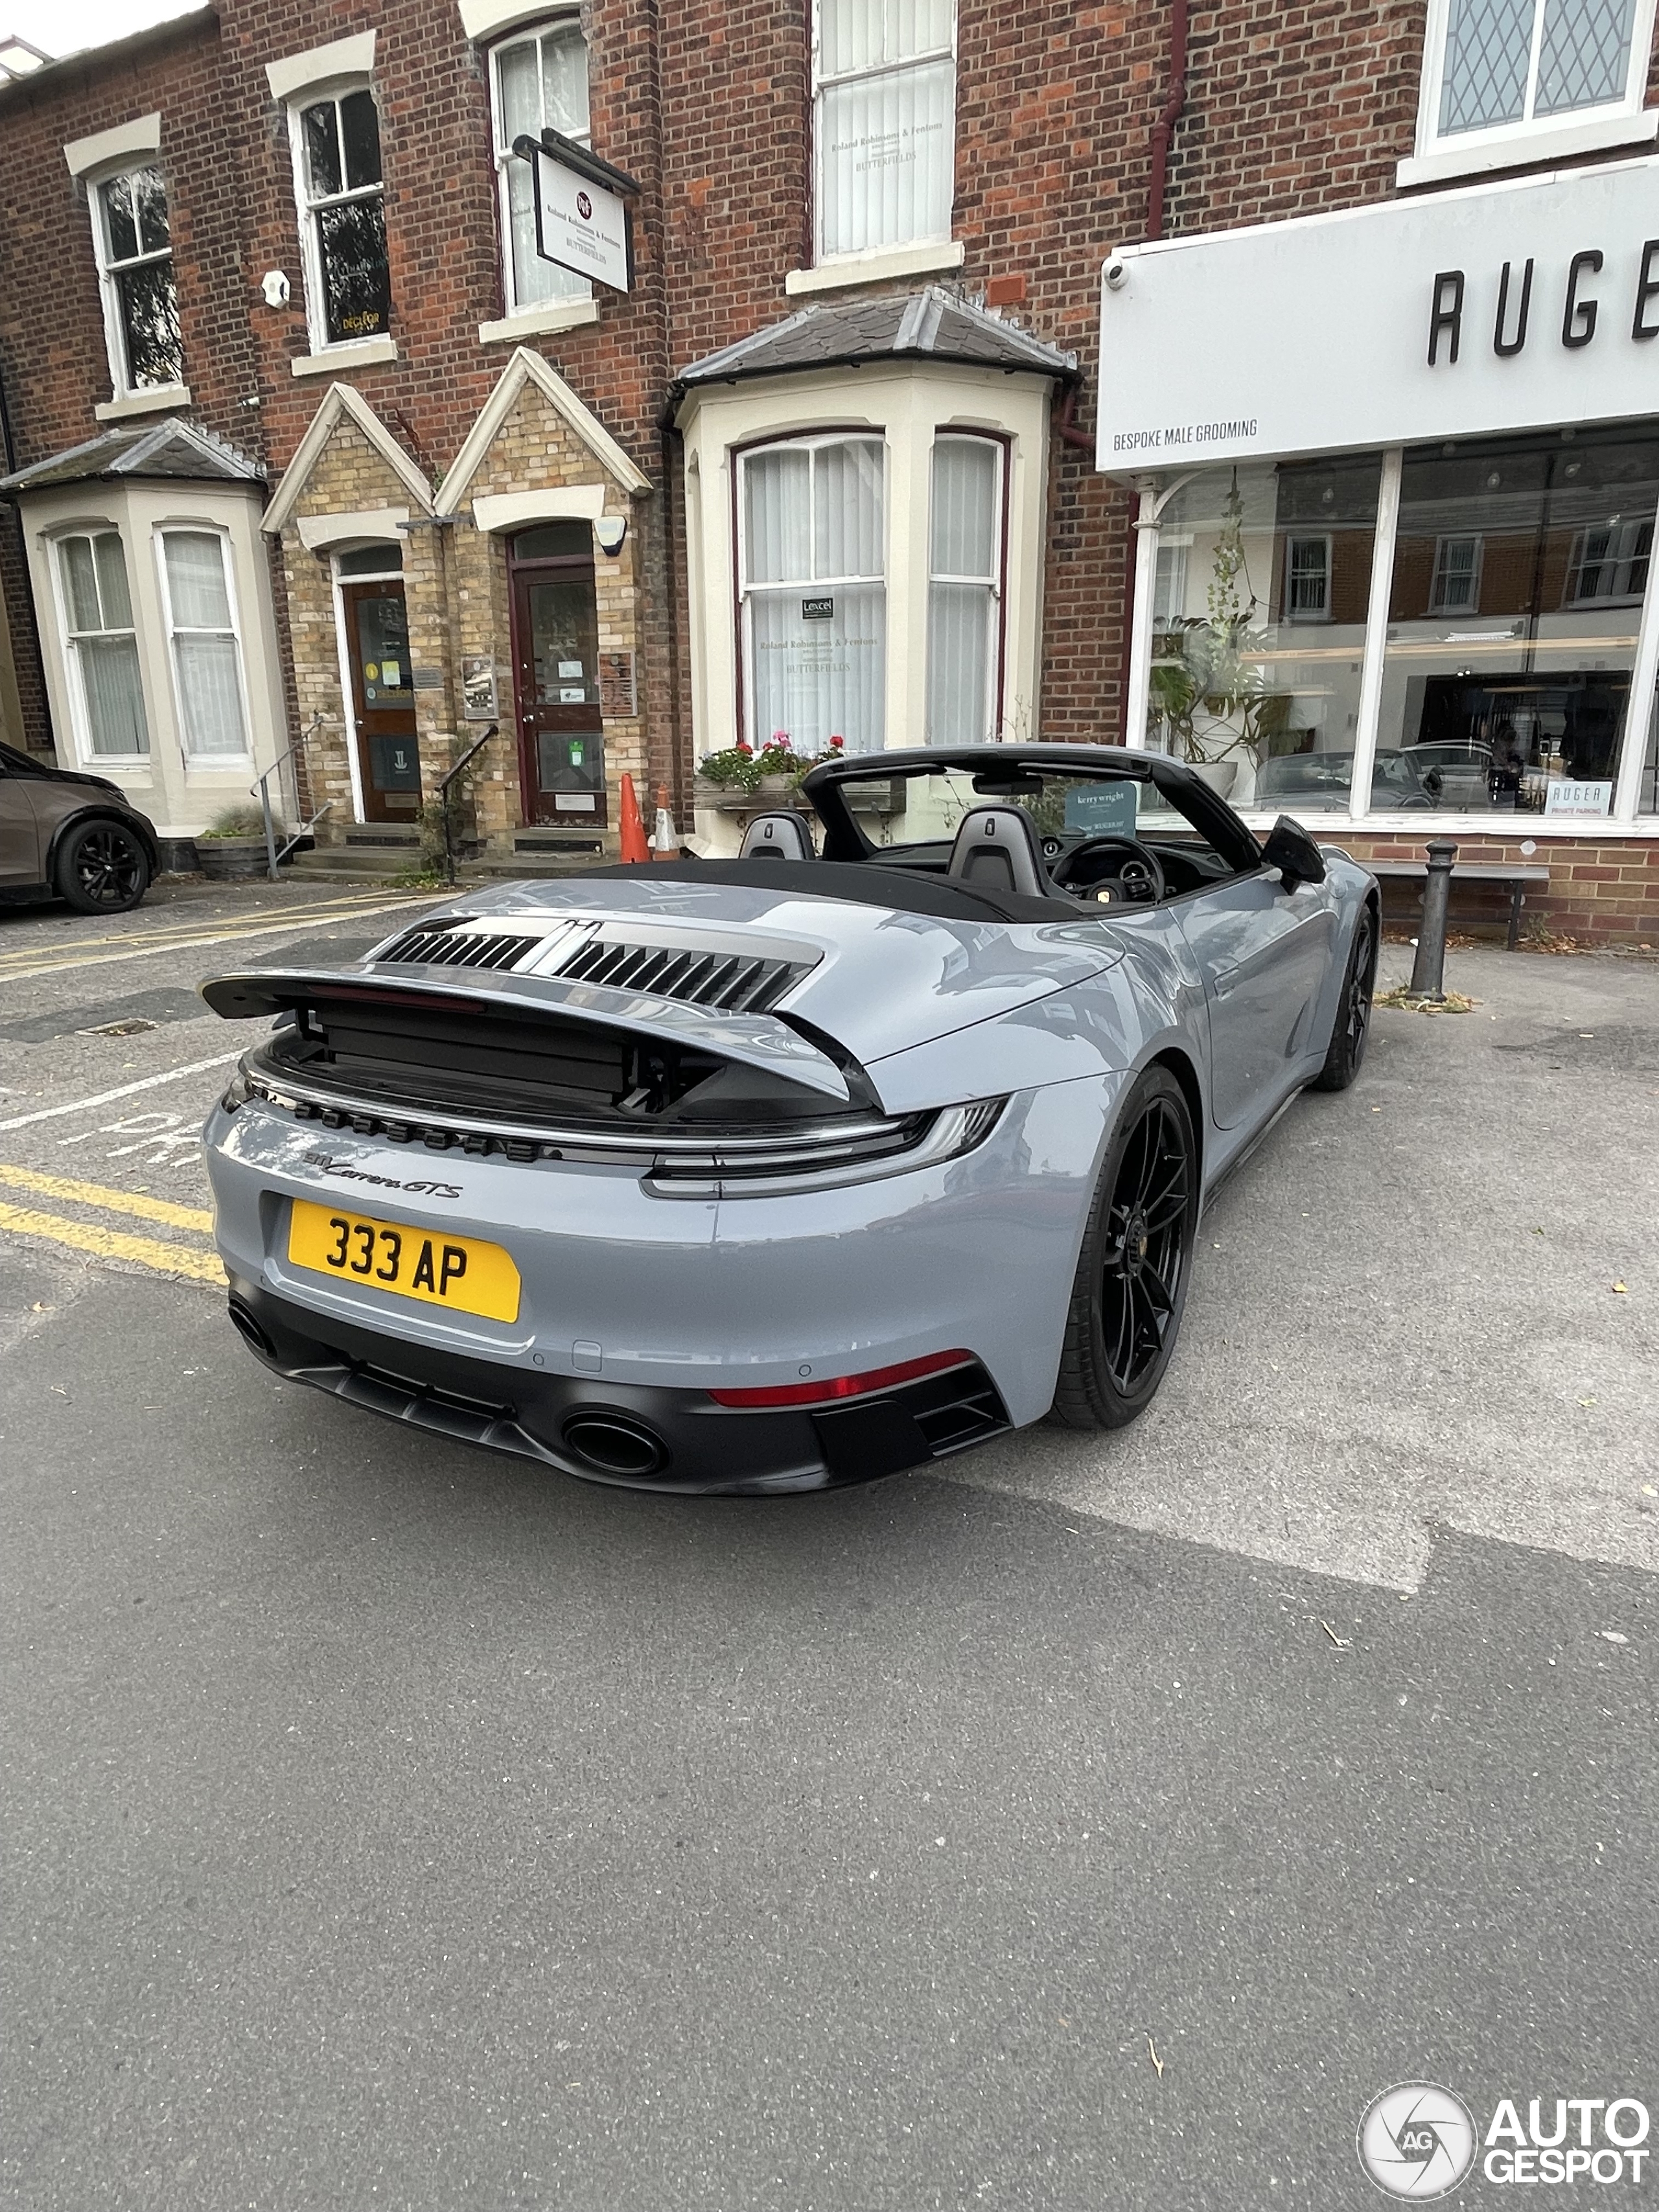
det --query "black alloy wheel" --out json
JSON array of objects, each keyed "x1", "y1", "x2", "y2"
[
  {"x1": 1310, "y1": 907, "x2": 1376, "y2": 1093},
  {"x1": 1050, "y1": 1064, "x2": 1199, "y2": 1430},
  {"x1": 55, "y1": 819, "x2": 151, "y2": 914}
]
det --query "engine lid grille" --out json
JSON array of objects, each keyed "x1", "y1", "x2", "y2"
[
  {"x1": 554, "y1": 937, "x2": 809, "y2": 1013},
  {"x1": 377, "y1": 922, "x2": 546, "y2": 972}
]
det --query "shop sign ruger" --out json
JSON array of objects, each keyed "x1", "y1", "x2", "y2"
[{"x1": 1096, "y1": 154, "x2": 1659, "y2": 473}]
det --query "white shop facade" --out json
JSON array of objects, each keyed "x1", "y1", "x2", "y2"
[{"x1": 1098, "y1": 155, "x2": 1659, "y2": 934}]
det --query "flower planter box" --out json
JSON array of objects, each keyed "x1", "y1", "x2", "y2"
[{"x1": 196, "y1": 835, "x2": 271, "y2": 880}]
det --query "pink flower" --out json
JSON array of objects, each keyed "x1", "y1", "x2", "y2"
[{"x1": 771, "y1": 730, "x2": 793, "y2": 748}]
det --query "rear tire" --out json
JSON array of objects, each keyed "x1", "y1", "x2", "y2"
[
  {"x1": 54, "y1": 818, "x2": 151, "y2": 914},
  {"x1": 1049, "y1": 1065, "x2": 1199, "y2": 1431},
  {"x1": 1310, "y1": 907, "x2": 1376, "y2": 1093}
]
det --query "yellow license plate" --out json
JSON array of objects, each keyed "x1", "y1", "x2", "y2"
[{"x1": 287, "y1": 1198, "x2": 521, "y2": 1323}]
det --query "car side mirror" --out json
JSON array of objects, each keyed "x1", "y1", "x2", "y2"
[{"x1": 1260, "y1": 815, "x2": 1327, "y2": 891}]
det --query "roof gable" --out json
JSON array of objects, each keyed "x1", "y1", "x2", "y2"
[
  {"x1": 676, "y1": 288, "x2": 1078, "y2": 391},
  {"x1": 437, "y1": 347, "x2": 651, "y2": 515},
  {"x1": 262, "y1": 385, "x2": 434, "y2": 536}
]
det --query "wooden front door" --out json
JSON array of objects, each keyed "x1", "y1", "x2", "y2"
[
  {"x1": 509, "y1": 526, "x2": 608, "y2": 829},
  {"x1": 342, "y1": 579, "x2": 420, "y2": 823}
]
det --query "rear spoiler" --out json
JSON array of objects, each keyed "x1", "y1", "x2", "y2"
[{"x1": 200, "y1": 964, "x2": 856, "y2": 1104}]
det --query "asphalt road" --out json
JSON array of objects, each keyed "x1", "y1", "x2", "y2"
[{"x1": 1, "y1": 881, "x2": 1654, "y2": 2212}]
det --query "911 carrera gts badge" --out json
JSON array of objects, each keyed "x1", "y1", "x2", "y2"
[{"x1": 303, "y1": 1150, "x2": 463, "y2": 1200}]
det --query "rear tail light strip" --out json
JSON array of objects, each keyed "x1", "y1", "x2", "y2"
[{"x1": 708, "y1": 1349, "x2": 975, "y2": 1408}]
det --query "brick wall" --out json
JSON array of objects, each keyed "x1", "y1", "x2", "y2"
[{"x1": 1341, "y1": 833, "x2": 1659, "y2": 946}]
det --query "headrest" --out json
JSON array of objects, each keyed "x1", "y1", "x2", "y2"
[
  {"x1": 738, "y1": 811, "x2": 815, "y2": 861},
  {"x1": 945, "y1": 804, "x2": 1051, "y2": 898}
]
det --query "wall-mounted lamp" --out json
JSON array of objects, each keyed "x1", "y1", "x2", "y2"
[
  {"x1": 261, "y1": 270, "x2": 291, "y2": 309},
  {"x1": 594, "y1": 514, "x2": 627, "y2": 557}
]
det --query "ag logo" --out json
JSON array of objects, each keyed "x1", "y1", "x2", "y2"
[
  {"x1": 1358, "y1": 2083, "x2": 1478, "y2": 2199},
  {"x1": 576, "y1": 189, "x2": 592, "y2": 220}
]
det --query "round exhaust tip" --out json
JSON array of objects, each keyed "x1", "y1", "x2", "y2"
[
  {"x1": 561, "y1": 1412, "x2": 667, "y2": 1480},
  {"x1": 227, "y1": 1298, "x2": 275, "y2": 1360}
]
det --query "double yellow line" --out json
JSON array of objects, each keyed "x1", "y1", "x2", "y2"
[{"x1": 0, "y1": 1163, "x2": 224, "y2": 1286}]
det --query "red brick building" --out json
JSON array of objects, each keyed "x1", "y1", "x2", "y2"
[{"x1": 1, "y1": 0, "x2": 1654, "y2": 931}]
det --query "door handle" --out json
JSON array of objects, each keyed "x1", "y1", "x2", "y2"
[{"x1": 1212, "y1": 963, "x2": 1239, "y2": 998}]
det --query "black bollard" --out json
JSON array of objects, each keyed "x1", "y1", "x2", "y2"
[{"x1": 1408, "y1": 839, "x2": 1458, "y2": 1001}]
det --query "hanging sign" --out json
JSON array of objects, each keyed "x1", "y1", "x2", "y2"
[{"x1": 513, "y1": 129, "x2": 638, "y2": 294}]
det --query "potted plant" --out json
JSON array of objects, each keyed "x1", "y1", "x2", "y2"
[
  {"x1": 195, "y1": 804, "x2": 273, "y2": 880},
  {"x1": 1148, "y1": 480, "x2": 1292, "y2": 798}
]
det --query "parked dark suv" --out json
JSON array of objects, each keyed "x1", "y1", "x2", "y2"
[{"x1": 0, "y1": 741, "x2": 158, "y2": 913}]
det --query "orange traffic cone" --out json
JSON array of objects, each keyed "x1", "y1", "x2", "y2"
[
  {"x1": 651, "y1": 784, "x2": 679, "y2": 862},
  {"x1": 618, "y1": 773, "x2": 649, "y2": 864}
]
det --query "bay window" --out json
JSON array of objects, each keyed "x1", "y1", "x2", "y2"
[
  {"x1": 927, "y1": 435, "x2": 1003, "y2": 745},
  {"x1": 56, "y1": 531, "x2": 148, "y2": 759},
  {"x1": 292, "y1": 87, "x2": 390, "y2": 347},
  {"x1": 739, "y1": 436, "x2": 887, "y2": 753},
  {"x1": 490, "y1": 19, "x2": 591, "y2": 316},
  {"x1": 159, "y1": 530, "x2": 249, "y2": 759},
  {"x1": 92, "y1": 168, "x2": 183, "y2": 395},
  {"x1": 813, "y1": 0, "x2": 956, "y2": 260}
]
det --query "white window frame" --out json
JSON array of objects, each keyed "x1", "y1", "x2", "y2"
[
  {"x1": 487, "y1": 17, "x2": 593, "y2": 320},
  {"x1": 154, "y1": 524, "x2": 255, "y2": 767},
  {"x1": 1283, "y1": 531, "x2": 1333, "y2": 623},
  {"x1": 736, "y1": 431, "x2": 889, "y2": 750},
  {"x1": 926, "y1": 431, "x2": 1005, "y2": 745},
  {"x1": 51, "y1": 527, "x2": 150, "y2": 764},
  {"x1": 285, "y1": 79, "x2": 389, "y2": 355},
  {"x1": 1430, "y1": 531, "x2": 1485, "y2": 615},
  {"x1": 809, "y1": 0, "x2": 958, "y2": 266},
  {"x1": 88, "y1": 163, "x2": 183, "y2": 401},
  {"x1": 1564, "y1": 515, "x2": 1653, "y2": 605},
  {"x1": 1406, "y1": 0, "x2": 1659, "y2": 183}
]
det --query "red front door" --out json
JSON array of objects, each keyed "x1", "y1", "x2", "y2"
[{"x1": 509, "y1": 525, "x2": 608, "y2": 829}]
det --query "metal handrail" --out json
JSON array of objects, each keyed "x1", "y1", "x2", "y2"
[
  {"x1": 253, "y1": 711, "x2": 332, "y2": 882},
  {"x1": 438, "y1": 724, "x2": 496, "y2": 884}
]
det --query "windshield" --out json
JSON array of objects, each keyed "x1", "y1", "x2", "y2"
[{"x1": 827, "y1": 764, "x2": 1189, "y2": 851}]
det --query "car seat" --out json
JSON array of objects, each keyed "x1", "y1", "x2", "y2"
[
  {"x1": 739, "y1": 812, "x2": 815, "y2": 861},
  {"x1": 945, "y1": 806, "x2": 1054, "y2": 897}
]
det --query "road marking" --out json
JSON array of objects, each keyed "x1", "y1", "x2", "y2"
[
  {"x1": 0, "y1": 1198, "x2": 225, "y2": 1284},
  {"x1": 0, "y1": 1053, "x2": 239, "y2": 1133},
  {"x1": 0, "y1": 891, "x2": 443, "y2": 983},
  {"x1": 0, "y1": 1164, "x2": 215, "y2": 1232}
]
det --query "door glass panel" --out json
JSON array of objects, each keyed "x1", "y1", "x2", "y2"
[
  {"x1": 527, "y1": 581, "x2": 599, "y2": 705},
  {"x1": 353, "y1": 593, "x2": 413, "y2": 701}
]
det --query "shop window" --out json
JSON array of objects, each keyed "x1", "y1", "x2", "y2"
[
  {"x1": 1419, "y1": 0, "x2": 1658, "y2": 161},
  {"x1": 813, "y1": 0, "x2": 955, "y2": 260},
  {"x1": 290, "y1": 86, "x2": 390, "y2": 347},
  {"x1": 56, "y1": 531, "x2": 148, "y2": 759},
  {"x1": 738, "y1": 435, "x2": 886, "y2": 752},
  {"x1": 159, "y1": 531, "x2": 249, "y2": 758},
  {"x1": 1640, "y1": 682, "x2": 1658, "y2": 813},
  {"x1": 489, "y1": 19, "x2": 591, "y2": 314},
  {"x1": 1378, "y1": 426, "x2": 1659, "y2": 819},
  {"x1": 1284, "y1": 535, "x2": 1332, "y2": 622},
  {"x1": 1146, "y1": 458, "x2": 1381, "y2": 812},
  {"x1": 91, "y1": 168, "x2": 183, "y2": 395},
  {"x1": 1564, "y1": 517, "x2": 1652, "y2": 605},
  {"x1": 927, "y1": 436, "x2": 1003, "y2": 743},
  {"x1": 1430, "y1": 534, "x2": 1484, "y2": 614}
]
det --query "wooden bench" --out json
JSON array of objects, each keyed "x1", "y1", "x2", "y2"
[{"x1": 1365, "y1": 859, "x2": 1551, "y2": 951}]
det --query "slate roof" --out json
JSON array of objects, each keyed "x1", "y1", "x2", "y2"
[
  {"x1": 676, "y1": 288, "x2": 1078, "y2": 391},
  {"x1": 0, "y1": 415, "x2": 264, "y2": 494}
]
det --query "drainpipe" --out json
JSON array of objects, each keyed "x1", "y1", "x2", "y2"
[{"x1": 1146, "y1": 0, "x2": 1190, "y2": 244}]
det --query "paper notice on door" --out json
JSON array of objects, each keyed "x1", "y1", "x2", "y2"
[
  {"x1": 380, "y1": 659, "x2": 402, "y2": 690},
  {"x1": 557, "y1": 660, "x2": 584, "y2": 679},
  {"x1": 559, "y1": 686, "x2": 585, "y2": 703}
]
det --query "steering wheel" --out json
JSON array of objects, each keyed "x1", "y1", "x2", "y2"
[{"x1": 1049, "y1": 833, "x2": 1166, "y2": 907}]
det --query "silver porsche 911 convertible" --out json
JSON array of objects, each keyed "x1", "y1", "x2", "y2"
[{"x1": 200, "y1": 746, "x2": 1378, "y2": 1495}]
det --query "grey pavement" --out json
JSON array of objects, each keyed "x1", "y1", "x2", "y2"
[{"x1": 1, "y1": 884, "x2": 1656, "y2": 2211}]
